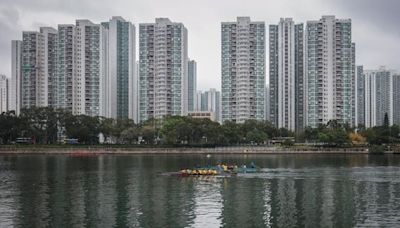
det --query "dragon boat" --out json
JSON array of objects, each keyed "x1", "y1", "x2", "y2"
[{"x1": 165, "y1": 163, "x2": 261, "y2": 177}]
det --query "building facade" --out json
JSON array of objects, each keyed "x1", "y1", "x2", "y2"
[
  {"x1": 195, "y1": 90, "x2": 202, "y2": 111},
  {"x1": 21, "y1": 28, "x2": 58, "y2": 109},
  {"x1": 194, "y1": 89, "x2": 221, "y2": 122},
  {"x1": 56, "y1": 20, "x2": 107, "y2": 117},
  {"x1": 10, "y1": 40, "x2": 22, "y2": 115},
  {"x1": 351, "y1": 43, "x2": 356, "y2": 126},
  {"x1": 265, "y1": 85, "x2": 269, "y2": 122},
  {"x1": 56, "y1": 24, "x2": 75, "y2": 112},
  {"x1": 188, "y1": 111, "x2": 216, "y2": 121},
  {"x1": 0, "y1": 75, "x2": 8, "y2": 113},
  {"x1": 41, "y1": 27, "x2": 58, "y2": 108},
  {"x1": 364, "y1": 68, "x2": 394, "y2": 128},
  {"x1": 305, "y1": 16, "x2": 355, "y2": 128},
  {"x1": 269, "y1": 18, "x2": 304, "y2": 132},
  {"x1": 356, "y1": 65, "x2": 365, "y2": 127},
  {"x1": 187, "y1": 60, "x2": 197, "y2": 112},
  {"x1": 204, "y1": 89, "x2": 221, "y2": 122},
  {"x1": 139, "y1": 18, "x2": 188, "y2": 122},
  {"x1": 393, "y1": 74, "x2": 400, "y2": 126},
  {"x1": 102, "y1": 17, "x2": 136, "y2": 121},
  {"x1": 73, "y1": 20, "x2": 107, "y2": 117},
  {"x1": 221, "y1": 17, "x2": 265, "y2": 123}
]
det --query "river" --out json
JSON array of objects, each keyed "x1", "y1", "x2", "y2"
[{"x1": 0, "y1": 154, "x2": 399, "y2": 227}]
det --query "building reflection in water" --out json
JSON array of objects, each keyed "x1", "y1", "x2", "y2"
[
  {"x1": 0, "y1": 154, "x2": 400, "y2": 227},
  {"x1": 0, "y1": 156, "x2": 21, "y2": 227},
  {"x1": 262, "y1": 180, "x2": 272, "y2": 227},
  {"x1": 190, "y1": 178, "x2": 223, "y2": 227}
]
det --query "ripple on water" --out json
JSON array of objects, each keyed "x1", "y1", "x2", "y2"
[{"x1": 0, "y1": 155, "x2": 400, "y2": 227}]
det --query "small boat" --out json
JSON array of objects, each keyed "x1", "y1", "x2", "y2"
[
  {"x1": 164, "y1": 162, "x2": 261, "y2": 177},
  {"x1": 233, "y1": 162, "x2": 261, "y2": 174},
  {"x1": 180, "y1": 169, "x2": 219, "y2": 176}
]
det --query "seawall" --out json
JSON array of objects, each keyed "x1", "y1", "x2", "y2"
[{"x1": 0, "y1": 146, "x2": 382, "y2": 154}]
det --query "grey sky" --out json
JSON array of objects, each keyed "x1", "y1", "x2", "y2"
[{"x1": 0, "y1": 0, "x2": 399, "y2": 90}]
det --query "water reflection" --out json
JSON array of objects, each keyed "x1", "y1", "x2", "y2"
[
  {"x1": 190, "y1": 178, "x2": 223, "y2": 227},
  {"x1": 0, "y1": 154, "x2": 399, "y2": 227}
]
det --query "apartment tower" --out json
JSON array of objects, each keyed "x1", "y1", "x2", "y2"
[
  {"x1": 269, "y1": 18, "x2": 304, "y2": 132},
  {"x1": 102, "y1": 17, "x2": 136, "y2": 121},
  {"x1": 187, "y1": 60, "x2": 197, "y2": 112},
  {"x1": 21, "y1": 28, "x2": 57, "y2": 108},
  {"x1": 305, "y1": 16, "x2": 355, "y2": 127},
  {"x1": 10, "y1": 40, "x2": 22, "y2": 115},
  {"x1": 139, "y1": 18, "x2": 188, "y2": 122},
  {"x1": 221, "y1": 17, "x2": 265, "y2": 123}
]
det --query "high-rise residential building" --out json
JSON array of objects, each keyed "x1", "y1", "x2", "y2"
[
  {"x1": 373, "y1": 70, "x2": 392, "y2": 127},
  {"x1": 364, "y1": 71, "x2": 375, "y2": 128},
  {"x1": 305, "y1": 16, "x2": 355, "y2": 128},
  {"x1": 356, "y1": 65, "x2": 365, "y2": 127},
  {"x1": 393, "y1": 74, "x2": 400, "y2": 126},
  {"x1": 56, "y1": 24, "x2": 75, "y2": 112},
  {"x1": 57, "y1": 20, "x2": 107, "y2": 117},
  {"x1": 351, "y1": 43, "x2": 356, "y2": 126},
  {"x1": 221, "y1": 17, "x2": 265, "y2": 123},
  {"x1": 139, "y1": 18, "x2": 188, "y2": 122},
  {"x1": 21, "y1": 31, "x2": 41, "y2": 109},
  {"x1": 187, "y1": 60, "x2": 197, "y2": 111},
  {"x1": 21, "y1": 28, "x2": 57, "y2": 109},
  {"x1": 41, "y1": 27, "x2": 58, "y2": 108},
  {"x1": 101, "y1": 17, "x2": 136, "y2": 121},
  {"x1": 269, "y1": 18, "x2": 304, "y2": 132},
  {"x1": 265, "y1": 85, "x2": 269, "y2": 122},
  {"x1": 364, "y1": 68, "x2": 394, "y2": 128},
  {"x1": 0, "y1": 75, "x2": 8, "y2": 113},
  {"x1": 73, "y1": 20, "x2": 107, "y2": 117},
  {"x1": 10, "y1": 40, "x2": 22, "y2": 115}
]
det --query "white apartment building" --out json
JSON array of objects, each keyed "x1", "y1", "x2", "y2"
[
  {"x1": 364, "y1": 68, "x2": 396, "y2": 128},
  {"x1": 0, "y1": 75, "x2": 8, "y2": 113},
  {"x1": 73, "y1": 20, "x2": 107, "y2": 117},
  {"x1": 305, "y1": 16, "x2": 355, "y2": 128},
  {"x1": 221, "y1": 17, "x2": 266, "y2": 123},
  {"x1": 188, "y1": 60, "x2": 197, "y2": 112},
  {"x1": 139, "y1": 18, "x2": 188, "y2": 122},
  {"x1": 21, "y1": 28, "x2": 57, "y2": 109},
  {"x1": 56, "y1": 20, "x2": 107, "y2": 117}
]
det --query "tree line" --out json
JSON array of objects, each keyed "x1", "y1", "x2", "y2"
[{"x1": 0, "y1": 107, "x2": 399, "y2": 146}]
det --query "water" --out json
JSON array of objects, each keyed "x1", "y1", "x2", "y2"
[{"x1": 0, "y1": 154, "x2": 400, "y2": 227}]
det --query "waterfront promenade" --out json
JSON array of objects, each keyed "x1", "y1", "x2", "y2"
[{"x1": 0, "y1": 146, "x2": 387, "y2": 154}]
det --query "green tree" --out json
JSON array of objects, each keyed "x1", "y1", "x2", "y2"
[
  {"x1": 221, "y1": 121, "x2": 241, "y2": 145},
  {"x1": 0, "y1": 111, "x2": 22, "y2": 144},
  {"x1": 383, "y1": 113, "x2": 389, "y2": 129},
  {"x1": 99, "y1": 117, "x2": 116, "y2": 143},
  {"x1": 19, "y1": 107, "x2": 59, "y2": 144},
  {"x1": 120, "y1": 127, "x2": 139, "y2": 144},
  {"x1": 65, "y1": 115, "x2": 101, "y2": 144},
  {"x1": 246, "y1": 129, "x2": 267, "y2": 144}
]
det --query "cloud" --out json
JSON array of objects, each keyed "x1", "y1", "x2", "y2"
[
  {"x1": 0, "y1": 6, "x2": 22, "y2": 77},
  {"x1": 0, "y1": 0, "x2": 398, "y2": 88}
]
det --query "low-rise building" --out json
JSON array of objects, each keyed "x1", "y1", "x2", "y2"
[{"x1": 188, "y1": 111, "x2": 216, "y2": 121}]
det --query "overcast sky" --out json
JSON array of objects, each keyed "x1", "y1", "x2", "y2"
[{"x1": 0, "y1": 0, "x2": 399, "y2": 90}]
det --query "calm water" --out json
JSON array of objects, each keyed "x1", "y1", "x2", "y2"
[{"x1": 0, "y1": 154, "x2": 400, "y2": 227}]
